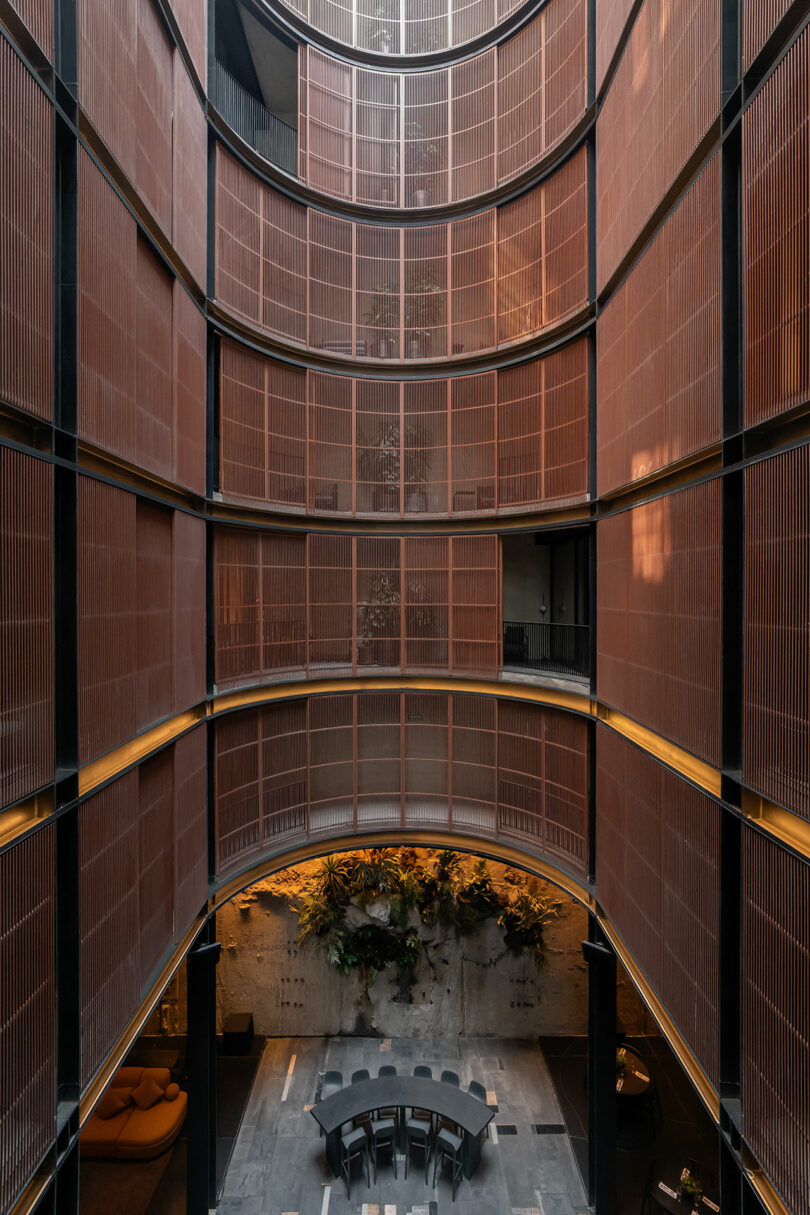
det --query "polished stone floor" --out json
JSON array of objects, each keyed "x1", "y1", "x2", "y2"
[{"x1": 218, "y1": 1036, "x2": 590, "y2": 1215}]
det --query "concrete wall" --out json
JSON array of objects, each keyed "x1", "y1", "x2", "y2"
[
  {"x1": 215, "y1": 859, "x2": 653, "y2": 1038},
  {"x1": 502, "y1": 533, "x2": 549, "y2": 623}
]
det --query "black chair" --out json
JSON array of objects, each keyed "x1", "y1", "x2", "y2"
[
  {"x1": 467, "y1": 1080, "x2": 490, "y2": 1138},
  {"x1": 404, "y1": 1117, "x2": 432, "y2": 1183},
  {"x1": 320, "y1": 1069, "x2": 343, "y2": 1100},
  {"x1": 411, "y1": 1065, "x2": 435, "y2": 1131},
  {"x1": 339, "y1": 1126, "x2": 369, "y2": 1200},
  {"x1": 433, "y1": 1126, "x2": 464, "y2": 1200},
  {"x1": 378, "y1": 1065, "x2": 397, "y2": 1078},
  {"x1": 440, "y1": 1070, "x2": 460, "y2": 1087},
  {"x1": 351, "y1": 1068, "x2": 370, "y2": 1084},
  {"x1": 413, "y1": 1065, "x2": 432, "y2": 1078},
  {"x1": 370, "y1": 1117, "x2": 398, "y2": 1181},
  {"x1": 375, "y1": 1065, "x2": 398, "y2": 1120}
]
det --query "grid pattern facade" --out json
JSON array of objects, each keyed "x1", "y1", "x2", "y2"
[{"x1": 0, "y1": 0, "x2": 808, "y2": 1213}]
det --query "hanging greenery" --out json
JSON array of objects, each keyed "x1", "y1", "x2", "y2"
[{"x1": 290, "y1": 848, "x2": 556, "y2": 977}]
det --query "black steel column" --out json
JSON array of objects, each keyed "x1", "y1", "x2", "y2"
[
  {"x1": 186, "y1": 930, "x2": 221, "y2": 1215},
  {"x1": 582, "y1": 937, "x2": 617, "y2": 1215}
]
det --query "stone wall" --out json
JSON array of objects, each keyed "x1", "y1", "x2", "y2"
[{"x1": 216, "y1": 858, "x2": 652, "y2": 1038}]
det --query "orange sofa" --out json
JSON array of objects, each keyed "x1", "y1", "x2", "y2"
[{"x1": 80, "y1": 1066, "x2": 188, "y2": 1160}]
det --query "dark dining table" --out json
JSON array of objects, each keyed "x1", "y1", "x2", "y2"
[{"x1": 310, "y1": 1076, "x2": 493, "y2": 1179}]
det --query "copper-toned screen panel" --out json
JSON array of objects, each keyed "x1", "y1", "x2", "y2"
[
  {"x1": 744, "y1": 26, "x2": 810, "y2": 426},
  {"x1": 173, "y1": 54, "x2": 207, "y2": 288},
  {"x1": 597, "y1": 480, "x2": 722, "y2": 766},
  {"x1": 309, "y1": 372, "x2": 353, "y2": 513},
  {"x1": 597, "y1": 155, "x2": 722, "y2": 497},
  {"x1": 744, "y1": 0, "x2": 793, "y2": 65},
  {"x1": 595, "y1": 0, "x2": 634, "y2": 88},
  {"x1": 79, "y1": 0, "x2": 138, "y2": 183},
  {"x1": 543, "y1": 0, "x2": 587, "y2": 149},
  {"x1": 136, "y1": 0, "x2": 172, "y2": 233},
  {"x1": 497, "y1": 188, "x2": 544, "y2": 346},
  {"x1": 173, "y1": 284, "x2": 207, "y2": 496},
  {"x1": 451, "y1": 534, "x2": 499, "y2": 675},
  {"x1": 499, "y1": 339, "x2": 589, "y2": 509},
  {"x1": 301, "y1": 48, "x2": 353, "y2": 201},
  {"x1": 0, "y1": 450, "x2": 53, "y2": 810},
  {"x1": 220, "y1": 342, "x2": 307, "y2": 508},
  {"x1": 450, "y1": 372, "x2": 497, "y2": 512},
  {"x1": 356, "y1": 378, "x2": 401, "y2": 513},
  {"x1": 214, "y1": 693, "x2": 588, "y2": 876},
  {"x1": 136, "y1": 239, "x2": 174, "y2": 483},
  {"x1": 138, "y1": 750, "x2": 175, "y2": 986},
  {"x1": 214, "y1": 529, "x2": 261, "y2": 686},
  {"x1": 356, "y1": 224, "x2": 401, "y2": 359},
  {"x1": 497, "y1": 16, "x2": 545, "y2": 184},
  {"x1": 214, "y1": 158, "x2": 587, "y2": 362},
  {"x1": 136, "y1": 503, "x2": 173, "y2": 732},
  {"x1": 263, "y1": 533, "x2": 308, "y2": 675},
  {"x1": 309, "y1": 210, "x2": 353, "y2": 354},
  {"x1": 743, "y1": 832, "x2": 810, "y2": 1215},
  {"x1": 744, "y1": 447, "x2": 810, "y2": 821},
  {"x1": 77, "y1": 478, "x2": 137, "y2": 765},
  {"x1": 309, "y1": 534, "x2": 354, "y2": 672},
  {"x1": 357, "y1": 536, "x2": 402, "y2": 670},
  {"x1": 596, "y1": 728, "x2": 720, "y2": 1084},
  {"x1": 216, "y1": 711, "x2": 261, "y2": 872},
  {"x1": 78, "y1": 151, "x2": 138, "y2": 463},
  {"x1": 215, "y1": 145, "x2": 263, "y2": 326},
  {"x1": 355, "y1": 0, "x2": 395, "y2": 53},
  {"x1": 173, "y1": 512, "x2": 206, "y2": 713},
  {"x1": 451, "y1": 210, "x2": 496, "y2": 355},
  {"x1": 0, "y1": 829, "x2": 54, "y2": 1215},
  {"x1": 597, "y1": 0, "x2": 721, "y2": 290},
  {"x1": 9, "y1": 0, "x2": 53, "y2": 56},
  {"x1": 356, "y1": 68, "x2": 401, "y2": 209},
  {"x1": 451, "y1": 51, "x2": 496, "y2": 201},
  {"x1": 169, "y1": 0, "x2": 206, "y2": 83},
  {"x1": 404, "y1": 378, "x2": 449, "y2": 514},
  {"x1": 543, "y1": 147, "x2": 589, "y2": 327},
  {"x1": 0, "y1": 42, "x2": 52, "y2": 420},
  {"x1": 404, "y1": 225, "x2": 449, "y2": 359},
  {"x1": 404, "y1": 71, "x2": 449, "y2": 207},
  {"x1": 80, "y1": 772, "x2": 140, "y2": 1084},
  {"x1": 173, "y1": 727, "x2": 208, "y2": 944},
  {"x1": 404, "y1": 537, "x2": 450, "y2": 670}
]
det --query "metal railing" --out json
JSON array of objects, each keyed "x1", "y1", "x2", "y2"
[
  {"x1": 502, "y1": 621, "x2": 589, "y2": 680},
  {"x1": 211, "y1": 60, "x2": 298, "y2": 176}
]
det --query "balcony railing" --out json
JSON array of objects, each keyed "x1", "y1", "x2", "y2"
[
  {"x1": 502, "y1": 621, "x2": 589, "y2": 680},
  {"x1": 211, "y1": 60, "x2": 298, "y2": 176}
]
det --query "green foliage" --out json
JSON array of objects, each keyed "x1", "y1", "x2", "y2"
[
  {"x1": 292, "y1": 848, "x2": 554, "y2": 973},
  {"x1": 497, "y1": 889, "x2": 555, "y2": 963}
]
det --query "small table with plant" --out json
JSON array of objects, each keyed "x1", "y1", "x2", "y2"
[
  {"x1": 649, "y1": 1163, "x2": 720, "y2": 1213},
  {"x1": 615, "y1": 1044, "x2": 651, "y2": 1095}
]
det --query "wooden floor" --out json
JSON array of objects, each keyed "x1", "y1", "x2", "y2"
[{"x1": 217, "y1": 1036, "x2": 590, "y2": 1215}]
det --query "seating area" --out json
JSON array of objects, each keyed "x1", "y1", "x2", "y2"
[{"x1": 79, "y1": 1067, "x2": 187, "y2": 1161}]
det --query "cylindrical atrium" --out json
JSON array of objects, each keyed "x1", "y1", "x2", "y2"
[{"x1": 0, "y1": 0, "x2": 808, "y2": 1212}]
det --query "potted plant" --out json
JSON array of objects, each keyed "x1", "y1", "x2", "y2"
[
  {"x1": 358, "y1": 573, "x2": 401, "y2": 666},
  {"x1": 678, "y1": 1174, "x2": 702, "y2": 1205},
  {"x1": 405, "y1": 121, "x2": 441, "y2": 206},
  {"x1": 405, "y1": 580, "x2": 434, "y2": 635},
  {"x1": 363, "y1": 283, "x2": 399, "y2": 358},
  {"x1": 403, "y1": 422, "x2": 431, "y2": 511},
  {"x1": 404, "y1": 277, "x2": 443, "y2": 357},
  {"x1": 357, "y1": 422, "x2": 400, "y2": 512}
]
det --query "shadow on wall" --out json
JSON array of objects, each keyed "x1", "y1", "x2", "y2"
[{"x1": 215, "y1": 855, "x2": 651, "y2": 1038}]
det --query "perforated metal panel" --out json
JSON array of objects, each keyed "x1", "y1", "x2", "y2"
[
  {"x1": 744, "y1": 24, "x2": 810, "y2": 426},
  {"x1": 172, "y1": 53, "x2": 207, "y2": 287},
  {"x1": 597, "y1": 727, "x2": 720, "y2": 1086},
  {"x1": 744, "y1": 447, "x2": 810, "y2": 821},
  {"x1": 0, "y1": 449, "x2": 54, "y2": 810},
  {"x1": 0, "y1": 829, "x2": 55, "y2": 1215},
  {"x1": 0, "y1": 40, "x2": 52, "y2": 420},
  {"x1": 597, "y1": 155, "x2": 722, "y2": 496}
]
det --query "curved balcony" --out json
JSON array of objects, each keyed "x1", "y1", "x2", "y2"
[
  {"x1": 213, "y1": 689, "x2": 591, "y2": 882},
  {"x1": 217, "y1": 336, "x2": 589, "y2": 518},
  {"x1": 213, "y1": 143, "x2": 589, "y2": 364}
]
